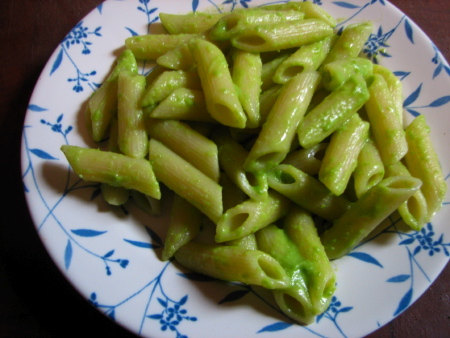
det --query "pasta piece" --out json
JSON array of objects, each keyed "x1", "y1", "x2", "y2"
[
  {"x1": 212, "y1": 129, "x2": 268, "y2": 200},
  {"x1": 273, "y1": 35, "x2": 336, "y2": 84},
  {"x1": 220, "y1": 173, "x2": 247, "y2": 211},
  {"x1": 149, "y1": 88, "x2": 216, "y2": 122},
  {"x1": 364, "y1": 74, "x2": 408, "y2": 166},
  {"x1": 373, "y1": 64, "x2": 403, "y2": 125},
  {"x1": 215, "y1": 190, "x2": 291, "y2": 243},
  {"x1": 267, "y1": 164, "x2": 351, "y2": 221},
  {"x1": 147, "y1": 119, "x2": 219, "y2": 182},
  {"x1": 404, "y1": 115, "x2": 447, "y2": 221},
  {"x1": 353, "y1": 137, "x2": 385, "y2": 198},
  {"x1": 319, "y1": 113, "x2": 370, "y2": 196},
  {"x1": 244, "y1": 71, "x2": 321, "y2": 173},
  {"x1": 189, "y1": 38, "x2": 247, "y2": 128},
  {"x1": 321, "y1": 57, "x2": 373, "y2": 91},
  {"x1": 282, "y1": 142, "x2": 328, "y2": 176},
  {"x1": 321, "y1": 176, "x2": 422, "y2": 259},
  {"x1": 256, "y1": 208, "x2": 336, "y2": 324},
  {"x1": 321, "y1": 21, "x2": 373, "y2": 65},
  {"x1": 261, "y1": 1, "x2": 336, "y2": 27},
  {"x1": 231, "y1": 49, "x2": 262, "y2": 128},
  {"x1": 385, "y1": 162, "x2": 428, "y2": 231},
  {"x1": 162, "y1": 194, "x2": 202, "y2": 261},
  {"x1": 141, "y1": 70, "x2": 201, "y2": 108},
  {"x1": 297, "y1": 75, "x2": 370, "y2": 149},
  {"x1": 117, "y1": 71, "x2": 148, "y2": 158},
  {"x1": 86, "y1": 49, "x2": 138, "y2": 142},
  {"x1": 101, "y1": 183, "x2": 129, "y2": 206},
  {"x1": 125, "y1": 33, "x2": 197, "y2": 60},
  {"x1": 149, "y1": 139, "x2": 222, "y2": 223},
  {"x1": 60, "y1": 145, "x2": 160, "y2": 199},
  {"x1": 160, "y1": 12, "x2": 225, "y2": 35},
  {"x1": 231, "y1": 19, "x2": 333, "y2": 53},
  {"x1": 209, "y1": 9, "x2": 304, "y2": 41},
  {"x1": 174, "y1": 241, "x2": 290, "y2": 289}
]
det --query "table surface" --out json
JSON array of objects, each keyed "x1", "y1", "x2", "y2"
[{"x1": 1, "y1": 0, "x2": 449, "y2": 337}]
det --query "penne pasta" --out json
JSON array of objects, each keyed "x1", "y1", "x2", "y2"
[
  {"x1": 297, "y1": 75, "x2": 370, "y2": 149},
  {"x1": 321, "y1": 176, "x2": 422, "y2": 260},
  {"x1": 319, "y1": 113, "x2": 370, "y2": 196},
  {"x1": 364, "y1": 74, "x2": 408, "y2": 166},
  {"x1": 147, "y1": 119, "x2": 220, "y2": 182},
  {"x1": 404, "y1": 115, "x2": 447, "y2": 221},
  {"x1": 244, "y1": 70, "x2": 321, "y2": 173},
  {"x1": 231, "y1": 19, "x2": 333, "y2": 53},
  {"x1": 174, "y1": 241, "x2": 290, "y2": 289},
  {"x1": 117, "y1": 71, "x2": 148, "y2": 158},
  {"x1": 189, "y1": 38, "x2": 247, "y2": 128},
  {"x1": 61, "y1": 145, "x2": 161, "y2": 199},
  {"x1": 267, "y1": 164, "x2": 351, "y2": 221},
  {"x1": 162, "y1": 194, "x2": 202, "y2": 261},
  {"x1": 149, "y1": 138, "x2": 222, "y2": 223},
  {"x1": 160, "y1": 12, "x2": 226, "y2": 35},
  {"x1": 215, "y1": 190, "x2": 291, "y2": 243}
]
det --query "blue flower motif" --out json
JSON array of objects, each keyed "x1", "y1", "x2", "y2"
[
  {"x1": 399, "y1": 223, "x2": 450, "y2": 257},
  {"x1": 62, "y1": 21, "x2": 101, "y2": 55},
  {"x1": 363, "y1": 26, "x2": 392, "y2": 64},
  {"x1": 223, "y1": 0, "x2": 252, "y2": 11}
]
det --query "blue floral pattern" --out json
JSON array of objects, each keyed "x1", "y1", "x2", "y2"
[{"x1": 22, "y1": 1, "x2": 450, "y2": 337}]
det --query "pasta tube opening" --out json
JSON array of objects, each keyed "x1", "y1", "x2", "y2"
[{"x1": 257, "y1": 255, "x2": 289, "y2": 282}]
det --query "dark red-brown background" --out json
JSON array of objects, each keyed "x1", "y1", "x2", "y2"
[{"x1": 0, "y1": 0, "x2": 448, "y2": 337}]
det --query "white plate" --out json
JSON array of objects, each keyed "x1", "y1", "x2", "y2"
[{"x1": 22, "y1": 0, "x2": 450, "y2": 337}]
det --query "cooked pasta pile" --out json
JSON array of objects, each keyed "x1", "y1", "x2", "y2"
[{"x1": 61, "y1": 1, "x2": 447, "y2": 325}]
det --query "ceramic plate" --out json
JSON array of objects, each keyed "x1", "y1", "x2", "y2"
[{"x1": 22, "y1": 0, "x2": 450, "y2": 337}]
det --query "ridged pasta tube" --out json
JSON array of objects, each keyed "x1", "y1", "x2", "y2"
[
  {"x1": 267, "y1": 164, "x2": 351, "y2": 221},
  {"x1": 189, "y1": 38, "x2": 247, "y2": 128},
  {"x1": 149, "y1": 139, "x2": 223, "y2": 223},
  {"x1": 244, "y1": 70, "x2": 321, "y2": 173},
  {"x1": 231, "y1": 19, "x2": 333, "y2": 53},
  {"x1": 321, "y1": 176, "x2": 422, "y2": 260},
  {"x1": 404, "y1": 115, "x2": 447, "y2": 221},
  {"x1": 174, "y1": 241, "x2": 290, "y2": 289},
  {"x1": 215, "y1": 190, "x2": 291, "y2": 243},
  {"x1": 61, "y1": 145, "x2": 160, "y2": 199}
]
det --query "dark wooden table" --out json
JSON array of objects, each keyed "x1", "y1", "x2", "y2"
[{"x1": 0, "y1": 1, "x2": 448, "y2": 337}]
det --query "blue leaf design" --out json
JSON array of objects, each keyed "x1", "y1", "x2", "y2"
[
  {"x1": 148, "y1": 314, "x2": 163, "y2": 319},
  {"x1": 158, "y1": 297, "x2": 168, "y2": 308},
  {"x1": 433, "y1": 63, "x2": 443, "y2": 79},
  {"x1": 218, "y1": 290, "x2": 250, "y2": 304},
  {"x1": 399, "y1": 238, "x2": 415, "y2": 245},
  {"x1": 71, "y1": 229, "x2": 107, "y2": 237},
  {"x1": 257, "y1": 322, "x2": 293, "y2": 333},
  {"x1": 387, "y1": 274, "x2": 411, "y2": 283},
  {"x1": 50, "y1": 49, "x2": 64, "y2": 75},
  {"x1": 123, "y1": 238, "x2": 153, "y2": 249},
  {"x1": 404, "y1": 19, "x2": 414, "y2": 44},
  {"x1": 393, "y1": 288, "x2": 413, "y2": 316},
  {"x1": 428, "y1": 95, "x2": 450, "y2": 107},
  {"x1": 64, "y1": 240, "x2": 73, "y2": 270},
  {"x1": 332, "y1": 2, "x2": 361, "y2": 9},
  {"x1": 125, "y1": 27, "x2": 139, "y2": 36},
  {"x1": 30, "y1": 148, "x2": 58, "y2": 160},
  {"x1": 192, "y1": 0, "x2": 199, "y2": 12},
  {"x1": 347, "y1": 252, "x2": 383, "y2": 268},
  {"x1": 28, "y1": 104, "x2": 48, "y2": 112},
  {"x1": 339, "y1": 306, "x2": 353, "y2": 313},
  {"x1": 406, "y1": 108, "x2": 421, "y2": 117},
  {"x1": 403, "y1": 83, "x2": 422, "y2": 107},
  {"x1": 97, "y1": 3, "x2": 103, "y2": 14},
  {"x1": 393, "y1": 71, "x2": 410, "y2": 79},
  {"x1": 103, "y1": 250, "x2": 115, "y2": 258},
  {"x1": 179, "y1": 295, "x2": 188, "y2": 306}
]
